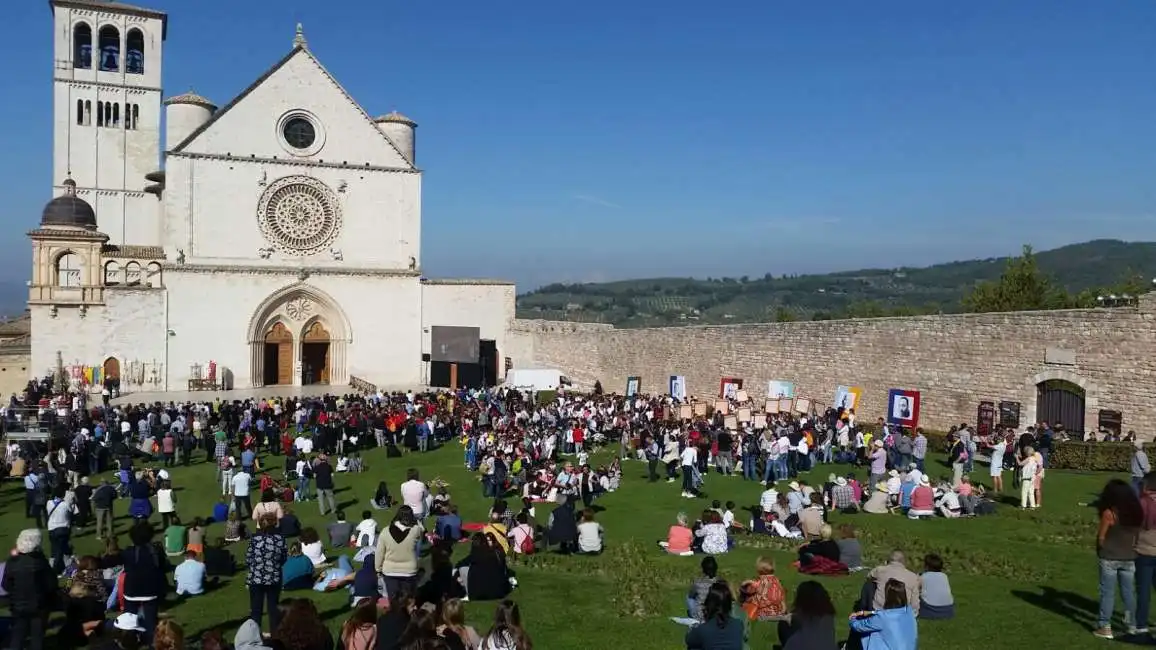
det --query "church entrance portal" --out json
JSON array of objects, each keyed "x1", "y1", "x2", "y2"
[
  {"x1": 301, "y1": 321, "x2": 331, "y2": 385},
  {"x1": 263, "y1": 322, "x2": 294, "y2": 385}
]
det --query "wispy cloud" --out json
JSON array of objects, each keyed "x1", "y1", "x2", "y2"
[{"x1": 572, "y1": 194, "x2": 622, "y2": 209}]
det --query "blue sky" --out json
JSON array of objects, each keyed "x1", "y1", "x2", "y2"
[{"x1": 4, "y1": 0, "x2": 1155, "y2": 289}]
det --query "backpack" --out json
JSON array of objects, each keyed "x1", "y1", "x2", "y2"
[{"x1": 518, "y1": 525, "x2": 535, "y2": 555}]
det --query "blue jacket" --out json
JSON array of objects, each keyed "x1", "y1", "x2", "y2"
[{"x1": 849, "y1": 606, "x2": 917, "y2": 650}]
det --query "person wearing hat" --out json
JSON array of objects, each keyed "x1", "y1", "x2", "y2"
[
  {"x1": 831, "y1": 476, "x2": 858, "y2": 512},
  {"x1": 908, "y1": 475, "x2": 936, "y2": 519},
  {"x1": 863, "y1": 481, "x2": 890, "y2": 515}
]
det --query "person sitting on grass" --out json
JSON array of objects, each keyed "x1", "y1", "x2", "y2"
[
  {"x1": 918, "y1": 554, "x2": 954, "y2": 620},
  {"x1": 436, "y1": 504, "x2": 463, "y2": 544},
  {"x1": 278, "y1": 504, "x2": 302, "y2": 538},
  {"x1": 464, "y1": 533, "x2": 512, "y2": 602},
  {"x1": 282, "y1": 541, "x2": 316, "y2": 591},
  {"x1": 327, "y1": 510, "x2": 353, "y2": 549},
  {"x1": 694, "y1": 510, "x2": 730, "y2": 555},
  {"x1": 163, "y1": 515, "x2": 187, "y2": 558},
  {"x1": 223, "y1": 510, "x2": 245, "y2": 543},
  {"x1": 660, "y1": 512, "x2": 695, "y2": 555},
  {"x1": 685, "y1": 580, "x2": 745, "y2": 650},
  {"x1": 849, "y1": 578, "x2": 918, "y2": 650},
  {"x1": 797, "y1": 525, "x2": 842, "y2": 571},
  {"x1": 739, "y1": 556, "x2": 787, "y2": 621},
  {"x1": 355, "y1": 510, "x2": 379, "y2": 548},
  {"x1": 300, "y1": 527, "x2": 328, "y2": 568},
  {"x1": 174, "y1": 549, "x2": 207, "y2": 597},
  {"x1": 203, "y1": 537, "x2": 236, "y2": 577},
  {"x1": 687, "y1": 555, "x2": 720, "y2": 621},
  {"x1": 576, "y1": 508, "x2": 604, "y2": 555},
  {"x1": 837, "y1": 524, "x2": 864, "y2": 572},
  {"x1": 371, "y1": 481, "x2": 394, "y2": 510},
  {"x1": 777, "y1": 580, "x2": 838, "y2": 650},
  {"x1": 907, "y1": 476, "x2": 936, "y2": 520}
]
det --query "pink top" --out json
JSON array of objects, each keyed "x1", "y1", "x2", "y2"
[
  {"x1": 957, "y1": 484, "x2": 973, "y2": 497},
  {"x1": 666, "y1": 525, "x2": 693, "y2": 554},
  {"x1": 910, "y1": 486, "x2": 935, "y2": 510}
]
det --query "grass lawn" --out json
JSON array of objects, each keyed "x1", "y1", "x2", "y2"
[{"x1": 0, "y1": 443, "x2": 1119, "y2": 649}]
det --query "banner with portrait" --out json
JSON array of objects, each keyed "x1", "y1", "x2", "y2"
[
  {"x1": 719, "y1": 377, "x2": 744, "y2": 400},
  {"x1": 669, "y1": 375, "x2": 687, "y2": 401},
  {"x1": 833, "y1": 386, "x2": 862, "y2": 413},
  {"x1": 887, "y1": 389, "x2": 921, "y2": 428}
]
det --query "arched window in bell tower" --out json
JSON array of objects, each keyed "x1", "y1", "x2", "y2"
[
  {"x1": 112, "y1": 103, "x2": 120, "y2": 127},
  {"x1": 84, "y1": 100, "x2": 91, "y2": 126},
  {"x1": 98, "y1": 26, "x2": 120, "y2": 72},
  {"x1": 73, "y1": 23, "x2": 92, "y2": 69},
  {"x1": 125, "y1": 29, "x2": 144, "y2": 74},
  {"x1": 76, "y1": 99, "x2": 84, "y2": 125}
]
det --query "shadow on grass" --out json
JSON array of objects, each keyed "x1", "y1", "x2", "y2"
[{"x1": 1011, "y1": 586, "x2": 1099, "y2": 631}]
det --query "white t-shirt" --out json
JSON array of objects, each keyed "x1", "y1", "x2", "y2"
[
  {"x1": 680, "y1": 446, "x2": 697, "y2": 467},
  {"x1": 577, "y1": 521, "x2": 603, "y2": 553},
  {"x1": 232, "y1": 472, "x2": 251, "y2": 497},
  {"x1": 294, "y1": 437, "x2": 314, "y2": 454},
  {"x1": 302, "y1": 540, "x2": 327, "y2": 566},
  {"x1": 355, "y1": 518, "x2": 378, "y2": 543},
  {"x1": 157, "y1": 488, "x2": 175, "y2": 513},
  {"x1": 400, "y1": 479, "x2": 428, "y2": 514}
]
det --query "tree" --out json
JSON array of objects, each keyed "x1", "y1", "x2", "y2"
[
  {"x1": 773, "y1": 307, "x2": 796, "y2": 322},
  {"x1": 961, "y1": 245, "x2": 1071, "y2": 313}
]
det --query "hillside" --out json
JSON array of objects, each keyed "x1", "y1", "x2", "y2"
[{"x1": 515, "y1": 239, "x2": 1156, "y2": 327}]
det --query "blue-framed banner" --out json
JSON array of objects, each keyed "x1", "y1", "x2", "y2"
[
  {"x1": 626, "y1": 376, "x2": 641, "y2": 397},
  {"x1": 669, "y1": 375, "x2": 687, "y2": 401},
  {"x1": 887, "y1": 388, "x2": 921, "y2": 428}
]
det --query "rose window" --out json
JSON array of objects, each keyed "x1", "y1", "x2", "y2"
[{"x1": 257, "y1": 176, "x2": 342, "y2": 256}]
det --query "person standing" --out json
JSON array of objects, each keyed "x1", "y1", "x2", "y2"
[
  {"x1": 92, "y1": 478, "x2": 117, "y2": 540},
  {"x1": 231, "y1": 467, "x2": 252, "y2": 518},
  {"x1": 3, "y1": 529, "x2": 57, "y2": 650},
  {"x1": 912, "y1": 429, "x2": 928, "y2": 474},
  {"x1": 401, "y1": 468, "x2": 429, "y2": 519},
  {"x1": 1094, "y1": 479, "x2": 1141, "y2": 640},
  {"x1": 680, "y1": 441, "x2": 698, "y2": 499},
  {"x1": 1133, "y1": 442, "x2": 1150, "y2": 496},
  {"x1": 645, "y1": 435, "x2": 660, "y2": 483},
  {"x1": 989, "y1": 433, "x2": 1009, "y2": 494},
  {"x1": 46, "y1": 490, "x2": 74, "y2": 573},
  {"x1": 245, "y1": 513, "x2": 287, "y2": 633},
  {"x1": 313, "y1": 454, "x2": 336, "y2": 516}
]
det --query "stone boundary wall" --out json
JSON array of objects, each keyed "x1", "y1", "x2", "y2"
[{"x1": 510, "y1": 295, "x2": 1156, "y2": 435}]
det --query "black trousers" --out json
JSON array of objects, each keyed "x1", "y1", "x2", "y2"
[
  {"x1": 9, "y1": 614, "x2": 46, "y2": 650},
  {"x1": 248, "y1": 583, "x2": 282, "y2": 632},
  {"x1": 234, "y1": 494, "x2": 252, "y2": 518},
  {"x1": 647, "y1": 459, "x2": 659, "y2": 482}
]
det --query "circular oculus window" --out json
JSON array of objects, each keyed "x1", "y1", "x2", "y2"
[{"x1": 282, "y1": 117, "x2": 316, "y2": 149}]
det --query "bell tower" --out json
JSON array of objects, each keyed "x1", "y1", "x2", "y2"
[{"x1": 50, "y1": 0, "x2": 167, "y2": 245}]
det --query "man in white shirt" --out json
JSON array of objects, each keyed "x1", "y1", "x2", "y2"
[
  {"x1": 294, "y1": 435, "x2": 314, "y2": 455},
  {"x1": 400, "y1": 468, "x2": 429, "y2": 519},
  {"x1": 46, "y1": 493, "x2": 74, "y2": 572},
  {"x1": 680, "y1": 443, "x2": 698, "y2": 498},
  {"x1": 231, "y1": 468, "x2": 252, "y2": 518}
]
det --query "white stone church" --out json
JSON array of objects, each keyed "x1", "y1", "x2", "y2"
[{"x1": 30, "y1": 0, "x2": 516, "y2": 393}]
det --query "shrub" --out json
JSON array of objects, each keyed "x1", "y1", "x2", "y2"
[
  {"x1": 1048, "y1": 442, "x2": 1142, "y2": 472},
  {"x1": 535, "y1": 390, "x2": 557, "y2": 406}
]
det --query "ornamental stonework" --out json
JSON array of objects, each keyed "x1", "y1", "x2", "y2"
[
  {"x1": 256, "y1": 176, "x2": 342, "y2": 256},
  {"x1": 285, "y1": 297, "x2": 313, "y2": 321}
]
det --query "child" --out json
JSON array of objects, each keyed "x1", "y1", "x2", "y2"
[
  {"x1": 431, "y1": 485, "x2": 452, "y2": 516},
  {"x1": 348, "y1": 453, "x2": 364, "y2": 473},
  {"x1": 354, "y1": 510, "x2": 378, "y2": 547},
  {"x1": 723, "y1": 500, "x2": 743, "y2": 531},
  {"x1": 686, "y1": 555, "x2": 720, "y2": 621},
  {"x1": 919, "y1": 554, "x2": 954, "y2": 619},
  {"x1": 186, "y1": 517, "x2": 206, "y2": 556}
]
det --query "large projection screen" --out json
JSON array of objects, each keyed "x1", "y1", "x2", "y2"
[{"x1": 430, "y1": 326, "x2": 480, "y2": 363}]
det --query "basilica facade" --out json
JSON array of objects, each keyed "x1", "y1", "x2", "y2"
[{"x1": 30, "y1": 0, "x2": 516, "y2": 392}]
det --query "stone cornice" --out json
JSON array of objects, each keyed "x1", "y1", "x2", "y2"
[
  {"x1": 162, "y1": 263, "x2": 422, "y2": 279},
  {"x1": 164, "y1": 151, "x2": 420, "y2": 174},
  {"x1": 422, "y1": 278, "x2": 515, "y2": 286},
  {"x1": 28, "y1": 228, "x2": 109, "y2": 241},
  {"x1": 55, "y1": 78, "x2": 161, "y2": 93}
]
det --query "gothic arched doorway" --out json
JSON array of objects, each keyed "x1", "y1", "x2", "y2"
[
  {"x1": 1035, "y1": 379, "x2": 1086, "y2": 435},
  {"x1": 263, "y1": 322, "x2": 294, "y2": 385},
  {"x1": 301, "y1": 321, "x2": 331, "y2": 385},
  {"x1": 102, "y1": 357, "x2": 120, "y2": 382}
]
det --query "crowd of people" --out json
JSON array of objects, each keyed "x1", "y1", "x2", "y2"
[{"x1": 0, "y1": 378, "x2": 1103, "y2": 649}]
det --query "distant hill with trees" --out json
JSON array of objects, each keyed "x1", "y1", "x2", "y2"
[{"x1": 516, "y1": 239, "x2": 1156, "y2": 327}]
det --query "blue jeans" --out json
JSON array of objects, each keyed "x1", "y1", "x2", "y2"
[
  {"x1": 914, "y1": 456, "x2": 925, "y2": 473},
  {"x1": 742, "y1": 454, "x2": 757, "y2": 480},
  {"x1": 776, "y1": 456, "x2": 789, "y2": 479},
  {"x1": 762, "y1": 456, "x2": 776, "y2": 483},
  {"x1": 1100, "y1": 559, "x2": 1136, "y2": 629},
  {"x1": 1135, "y1": 554, "x2": 1156, "y2": 629},
  {"x1": 681, "y1": 466, "x2": 694, "y2": 493},
  {"x1": 1135, "y1": 477, "x2": 1145, "y2": 496},
  {"x1": 686, "y1": 596, "x2": 698, "y2": 619}
]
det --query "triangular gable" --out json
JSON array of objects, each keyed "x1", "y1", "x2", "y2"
[{"x1": 169, "y1": 46, "x2": 414, "y2": 170}]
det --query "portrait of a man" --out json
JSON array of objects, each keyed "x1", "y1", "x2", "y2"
[{"x1": 895, "y1": 396, "x2": 911, "y2": 419}]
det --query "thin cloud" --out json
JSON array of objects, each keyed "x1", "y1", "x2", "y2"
[{"x1": 572, "y1": 194, "x2": 622, "y2": 209}]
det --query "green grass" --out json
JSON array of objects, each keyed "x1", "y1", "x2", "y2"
[{"x1": 2, "y1": 445, "x2": 1119, "y2": 649}]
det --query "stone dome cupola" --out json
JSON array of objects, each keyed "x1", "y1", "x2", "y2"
[
  {"x1": 374, "y1": 110, "x2": 417, "y2": 164},
  {"x1": 164, "y1": 90, "x2": 217, "y2": 152},
  {"x1": 41, "y1": 177, "x2": 97, "y2": 230}
]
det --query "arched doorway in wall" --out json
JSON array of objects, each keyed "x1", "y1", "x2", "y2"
[
  {"x1": 301, "y1": 321, "x2": 331, "y2": 385},
  {"x1": 263, "y1": 322, "x2": 294, "y2": 385},
  {"x1": 102, "y1": 357, "x2": 120, "y2": 390},
  {"x1": 1036, "y1": 379, "x2": 1086, "y2": 435}
]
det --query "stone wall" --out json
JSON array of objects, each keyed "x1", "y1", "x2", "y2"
[{"x1": 511, "y1": 295, "x2": 1156, "y2": 435}]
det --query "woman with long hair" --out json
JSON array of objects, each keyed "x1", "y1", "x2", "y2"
[
  {"x1": 479, "y1": 599, "x2": 532, "y2": 650},
  {"x1": 849, "y1": 579, "x2": 917, "y2": 650},
  {"x1": 1094, "y1": 478, "x2": 1142, "y2": 639},
  {"x1": 341, "y1": 600, "x2": 378, "y2": 650},
  {"x1": 440, "y1": 597, "x2": 482, "y2": 649},
  {"x1": 685, "y1": 580, "x2": 743, "y2": 650},
  {"x1": 778, "y1": 580, "x2": 837, "y2": 650},
  {"x1": 399, "y1": 608, "x2": 445, "y2": 649},
  {"x1": 274, "y1": 598, "x2": 334, "y2": 650}
]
